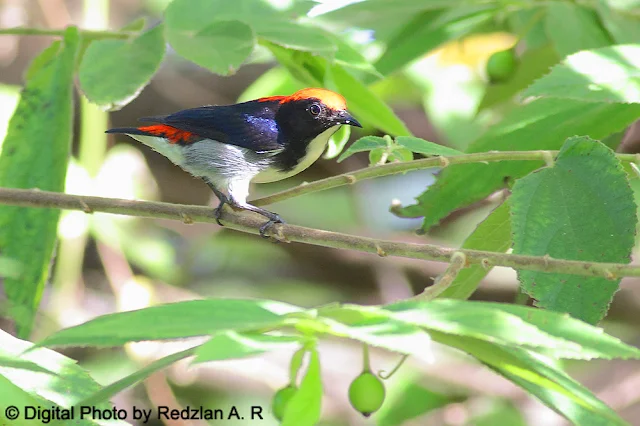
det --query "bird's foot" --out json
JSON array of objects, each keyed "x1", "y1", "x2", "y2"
[
  {"x1": 213, "y1": 200, "x2": 228, "y2": 226},
  {"x1": 258, "y1": 214, "x2": 285, "y2": 239}
]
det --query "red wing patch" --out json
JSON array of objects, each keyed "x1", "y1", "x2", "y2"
[{"x1": 138, "y1": 125, "x2": 199, "y2": 144}]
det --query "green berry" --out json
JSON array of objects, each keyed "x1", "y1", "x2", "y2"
[
  {"x1": 486, "y1": 48, "x2": 518, "y2": 83},
  {"x1": 348, "y1": 372, "x2": 386, "y2": 417},
  {"x1": 272, "y1": 386, "x2": 297, "y2": 421}
]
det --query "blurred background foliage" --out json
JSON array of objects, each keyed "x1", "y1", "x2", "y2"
[{"x1": 1, "y1": 0, "x2": 640, "y2": 425}]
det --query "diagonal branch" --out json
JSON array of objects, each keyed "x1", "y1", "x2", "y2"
[
  {"x1": 1, "y1": 187, "x2": 639, "y2": 279},
  {"x1": 250, "y1": 150, "x2": 638, "y2": 206}
]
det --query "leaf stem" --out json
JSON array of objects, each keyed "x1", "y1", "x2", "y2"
[
  {"x1": 250, "y1": 150, "x2": 638, "y2": 207},
  {"x1": 410, "y1": 251, "x2": 467, "y2": 302},
  {"x1": 1, "y1": 188, "x2": 640, "y2": 279}
]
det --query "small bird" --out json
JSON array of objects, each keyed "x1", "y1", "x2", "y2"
[{"x1": 106, "y1": 88, "x2": 361, "y2": 237}]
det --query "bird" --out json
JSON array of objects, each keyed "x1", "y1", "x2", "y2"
[{"x1": 106, "y1": 88, "x2": 362, "y2": 237}]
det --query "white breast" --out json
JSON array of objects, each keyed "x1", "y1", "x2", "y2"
[{"x1": 252, "y1": 125, "x2": 340, "y2": 184}]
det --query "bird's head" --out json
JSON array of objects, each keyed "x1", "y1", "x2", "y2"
[{"x1": 272, "y1": 88, "x2": 361, "y2": 145}]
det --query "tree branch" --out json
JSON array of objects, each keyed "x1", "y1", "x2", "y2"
[
  {"x1": 250, "y1": 150, "x2": 638, "y2": 206},
  {"x1": 1, "y1": 187, "x2": 639, "y2": 279}
]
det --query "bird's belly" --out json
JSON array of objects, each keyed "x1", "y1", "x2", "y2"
[{"x1": 252, "y1": 125, "x2": 339, "y2": 184}]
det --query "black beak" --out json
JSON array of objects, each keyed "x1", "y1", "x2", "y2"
[{"x1": 338, "y1": 110, "x2": 362, "y2": 128}]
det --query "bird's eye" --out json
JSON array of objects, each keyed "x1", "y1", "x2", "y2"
[{"x1": 308, "y1": 103, "x2": 321, "y2": 116}]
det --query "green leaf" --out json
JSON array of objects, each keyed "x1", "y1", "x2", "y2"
[
  {"x1": 397, "y1": 99, "x2": 640, "y2": 231},
  {"x1": 74, "y1": 348, "x2": 195, "y2": 408},
  {"x1": 385, "y1": 300, "x2": 587, "y2": 356},
  {"x1": 510, "y1": 137, "x2": 637, "y2": 324},
  {"x1": 337, "y1": 136, "x2": 387, "y2": 162},
  {"x1": 194, "y1": 332, "x2": 302, "y2": 363},
  {"x1": 0, "y1": 355, "x2": 57, "y2": 375},
  {"x1": 258, "y1": 22, "x2": 335, "y2": 52},
  {"x1": 525, "y1": 45, "x2": 640, "y2": 104},
  {"x1": 329, "y1": 37, "x2": 381, "y2": 77},
  {"x1": 597, "y1": 0, "x2": 640, "y2": 43},
  {"x1": 377, "y1": 380, "x2": 464, "y2": 426},
  {"x1": 78, "y1": 25, "x2": 165, "y2": 110},
  {"x1": 374, "y1": 7, "x2": 494, "y2": 77},
  {"x1": 479, "y1": 44, "x2": 560, "y2": 110},
  {"x1": 488, "y1": 303, "x2": 640, "y2": 360},
  {"x1": 37, "y1": 299, "x2": 301, "y2": 347},
  {"x1": 438, "y1": 202, "x2": 512, "y2": 299},
  {"x1": 0, "y1": 28, "x2": 79, "y2": 337},
  {"x1": 328, "y1": 64, "x2": 411, "y2": 136},
  {"x1": 544, "y1": 2, "x2": 612, "y2": 57},
  {"x1": 0, "y1": 330, "x2": 129, "y2": 425},
  {"x1": 437, "y1": 333, "x2": 627, "y2": 425},
  {"x1": 282, "y1": 348, "x2": 322, "y2": 426},
  {"x1": 323, "y1": 124, "x2": 351, "y2": 159},
  {"x1": 315, "y1": 308, "x2": 434, "y2": 362},
  {"x1": 389, "y1": 146, "x2": 413, "y2": 162},
  {"x1": 395, "y1": 136, "x2": 463, "y2": 156},
  {"x1": 165, "y1": 19, "x2": 254, "y2": 75}
]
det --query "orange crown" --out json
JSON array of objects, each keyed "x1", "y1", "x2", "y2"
[{"x1": 259, "y1": 88, "x2": 347, "y2": 111}]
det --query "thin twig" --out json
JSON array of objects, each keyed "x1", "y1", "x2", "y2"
[
  {"x1": 250, "y1": 150, "x2": 637, "y2": 206},
  {"x1": 1, "y1": 187, "x2": 640, "y2": 278}
]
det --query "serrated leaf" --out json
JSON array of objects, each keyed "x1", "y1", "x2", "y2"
[
  {"x1": 437, "y1": 333, "x2": 628, "y2": 425},
  {"x1": 525, "y1": 45, "x2": 640, "y2": 103},
  {"x1": 36, "y1": 299, "x2": 301, "y2": 348},
  {"x1": 510, "y1": 137, "x2": 637, "y2": 324},
  {"x1": 337, "y1": 136, "x2": 387, "y2": 162},
  {"x1": 165, "y1": 19, "x2": 254, "y2": 75},
  {"x1": 385, "y1": 300, "x2": 585, "y2": 356},
  {"x1": 0, "y1": 28, "x2": 79, "y2": 337},
  {"x1": 597, "y1": 0, "x2": 640, "y2": 43},
  {"x1": 329, "y1": 64, "x2": 411, "y2": 136},
  {"x1": 397, "y1": 98, "x2": 640, "y2": 231},
  {"x1": 487, "y1": 303, "x2": 640, "y2": 360},
  {"x1": 438, "y1": 202, "x2": 512, "y2": 299},
  {"x1": 395, "y1": 136, "x2": 463, "y2": 156},
  {"x1": 194, "y1": 332, "x2": 301, "y2": 363},
  {"x1": 79, "y1": 25, "x2": 165, "y2": 110},
  {"x1": 282, "y1": 348, "x2": 322, "y2": 426},
  {"x1": 545, "y1": 2, "x2": 612, "y2": 57},
  {"x1": 0, "y1": 330, "x2": 129, "y2": 425}
]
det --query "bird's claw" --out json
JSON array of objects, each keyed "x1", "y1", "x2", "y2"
[
  {"x1": 213, "y1": 199, "x2": 228, "y2": 226},
  {"x1": 259, "y1": 215, "x2": 285, "y2": 240}
]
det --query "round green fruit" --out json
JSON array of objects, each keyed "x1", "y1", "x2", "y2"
[
  {"x1": 348, "y1": 372, "x2": 386, "y2": 417},
  {"x1": 272, "y1": 386, "x2": 297, "y2": 421},
  {"x1": 486, "y1": 48, "x2": 518, "y2": 83}
]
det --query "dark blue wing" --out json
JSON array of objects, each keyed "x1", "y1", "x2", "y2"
[{"x1": 138, "y1": 99, "x2": 283, "y2": 152}]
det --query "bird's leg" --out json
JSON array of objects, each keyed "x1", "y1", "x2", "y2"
[
  {"x1": 235, "y1": 203, "x2": 285, "y2": 239},
  {"x1": 203, "y1": 178, "x2": 229, "y2": 226}
]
